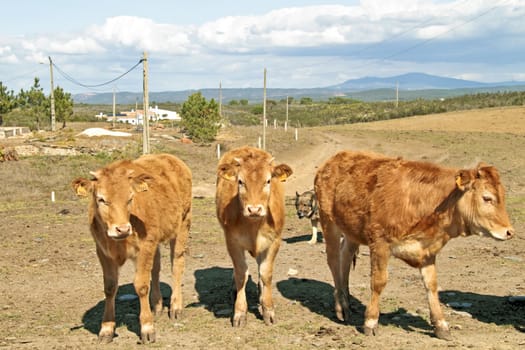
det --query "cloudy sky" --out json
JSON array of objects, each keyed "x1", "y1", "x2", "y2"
[{"x1": 1, "y1": 0, "x2": 524, "y2": 94}]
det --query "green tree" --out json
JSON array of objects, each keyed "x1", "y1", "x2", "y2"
[
  {"x1": 53, "y1": 86, "x2": 74, "y2": 128},
  {"x1": 0, "y1": 82, "x2": 16, "y2": 125},
  {"x1": 300, "y1": 97, "x2": 313, "y2": 105},
  {"x1": 180, "y1": 92, "x2": 221, "y2": 143},
  {"x1": 16, "y1": 78, "x2": 48, "y2": 130}
]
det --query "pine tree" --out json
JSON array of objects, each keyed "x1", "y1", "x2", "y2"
[{"x1": 181, "y1": 92, "x2": 221, "y2": 143}]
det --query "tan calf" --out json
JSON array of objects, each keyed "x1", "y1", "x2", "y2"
[
  {"x1": 314, "y1": 150, "x2": 514, "y2": 340},
  {"x1": 72, "y1": 153, "x2": 192, "y2": 344},
  {"x1": 216, "y1": 146, "x2": 293, "y2": 327}
]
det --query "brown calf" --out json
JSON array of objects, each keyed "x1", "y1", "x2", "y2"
[
  {"x1": 215, "y1": 146, "x2": 293, "y2": 327},
  {"x1": 314, "y1": 150, "x2": 514, "y2": 340},
  {"x1": 72, "y1": 153, "x2": 192, "y2": 344}
]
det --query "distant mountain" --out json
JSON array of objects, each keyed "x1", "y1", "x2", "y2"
[
  {"x1": 73, "y1": 72, "x2": 525, "y2": 104},
  {"x1": 329, "y1": 72, "x2": 525, "y2": 91}
]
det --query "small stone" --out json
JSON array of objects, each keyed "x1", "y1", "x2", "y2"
[{"x1": 287, "y1": 268, "x2": 298, "y2": 276}]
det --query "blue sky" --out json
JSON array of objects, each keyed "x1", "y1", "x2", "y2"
[{"x1": 1, "y1": 0, "x2": 524, "y2": 95}]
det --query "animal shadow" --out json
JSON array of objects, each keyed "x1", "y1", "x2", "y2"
[
  {"x1": 277, "y1": 277, "x2": 363, "y2": 324},
  {"x1": 278, "y1": 278, "x2": 435, "y2": 335},
  {"x1": 80, "y1": 282, "x2": 172, "y2": 339},
  {"x1": 439, "y1": 290, "x2": 525, "y2": 332},
  {"x1": 283, "y1": 232, "x2": 323, "y2": 244},
  {"x1": 191, "y1": 266, "x2": 261, "y2": 321}
]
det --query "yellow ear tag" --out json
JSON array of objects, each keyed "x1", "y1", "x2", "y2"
[
  {"x1": 455, "y1": 175, "x2": 464, "y2": 191},
  {"x1": 136, "y1": 182, "x2": 149, "y2": 192},
  {"x1": 76, "y1": 186, "x2": 88, "y2": 197},
  {"x1": 279, "y1": 174, "x2": 288, "y2": 182}
]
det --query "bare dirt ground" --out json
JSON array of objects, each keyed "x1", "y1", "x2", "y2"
[{"x1": 0, "y1": 106, "x2": 524, "y2": 349}]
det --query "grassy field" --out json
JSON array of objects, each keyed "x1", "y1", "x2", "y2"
[{"x1": 0, "y1": 106, "x2": 523, "y2": 349}]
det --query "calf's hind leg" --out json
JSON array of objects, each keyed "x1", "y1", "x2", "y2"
[
  {"x1": 169, "y1": 233, "x2": 187, "y2": 320},
  {"x1": 150, "y1": 247, "x2": 163, "y2": 316},
  {"x1": 322, "y1": 220, "x2": 348, "y2": 322}
]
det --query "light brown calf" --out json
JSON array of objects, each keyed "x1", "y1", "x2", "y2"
[
  {"x1": 314, "y1": 150, "x2": 514, "y2": 340},
  {"x1": 72, "y1": 153, "x2": 192, "y2": 344},
  {"x1": 216, "y1": 146, "x2": 293, "y2": 327}
]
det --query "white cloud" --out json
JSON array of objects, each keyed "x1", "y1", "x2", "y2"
[
  {"x1": 87, "y1": 16, "x2": 195, "y2": 54},
  {"x1": 2, "y1": 1, "x2": 525, "y2": 93},
  {"x1": 0, "y1": 46, "x2": 18, "y2": 63}
]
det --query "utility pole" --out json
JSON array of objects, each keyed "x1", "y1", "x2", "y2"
[
  {"x1": 262, "y1": 68, "x2": 267, "y2": 150},
  {"x1": 219, "y1": 81, "x2": 222, "y2": 117},
  {"x1": 285, "y1": 96, "x2": 289, "y2": 132},
  {"x1": 48, "y1": 56, "x2": 56, "y2": 131},
  {"x1": 112, "y1": 86, "x2": 116, "y2": 128},
  {"x1": 396, "y1": 81, "x2": 399, "y2": 108},
  {"x1": 142, "y1": 52, "x2": 150, "y2": 154}
]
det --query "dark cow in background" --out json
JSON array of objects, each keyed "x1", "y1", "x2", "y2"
[
  {"x1": 216, "y1": 146, "x2": 293, "y2": 327},
  {"x1": 72, "y1": 153, "x2": 192, "y2": 344},
  {"x1": 314, "y1": 150, "x2": 514, "y2": 340},
  {"x1": 295, "y1": 189, "x2": 320, "y2": 244}
]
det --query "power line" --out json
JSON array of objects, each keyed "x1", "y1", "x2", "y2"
[
  {"x1": 300, "y1": 0, "x2": 507, "y2": 71},
  {"x1": 51, "y1": 58, "x2": 144, "y2": 88},
  {"x1": 377, "y1": 0, "x2": 508, "y2": 63}
]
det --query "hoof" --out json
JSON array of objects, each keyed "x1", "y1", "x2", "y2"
[
  {"x1": 98, "y1": 323, "x2": 115, "y2": 343},
  {"x1": 169, "y1": 308, "x2": 182, "y2": 321},
  {"x1": 434, "y1": 327, "x2": 452, "y2": 341},
  {"x1": 140, "y1": 324, "x2": 156, "y2": 344},
  {"x1": 98, "y1": 334, "x2": 114, "y2": 344},
  {"x1": 232, "y1": 312, "x2": 247, "y2": 327},
  {"x1": 260, "y1": 306, "x2": 276, "y2": 325},
  {"x1": 363, "y1": 326, "x2": 378, "y2": 336},
  {"x1": 363, "y1": 320, "x2": 379, "y2": 336},
  {"x1": 153, "y1": 305, "x2": 163, "y2": 317}
]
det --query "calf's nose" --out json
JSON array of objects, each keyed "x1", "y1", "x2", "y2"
[
  {"x1": 116, "y1": 224, "x2": 132, "y2": 236},
  {"x1": 246, "y1": 204, "x2": 264, "y2": 216}
]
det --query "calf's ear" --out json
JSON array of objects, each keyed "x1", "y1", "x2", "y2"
[
  {"x1": 218, "y1": 163, "x2": 238, "y2": 181},
  {"x1": 131, "y1": 174, "x2": 154, "y2": 192},
  {"x1": 71, "y1": 178, "x2": 92, "y2": 197},
  {"x1": 273, "y1": 164, "x2": 293, "y2": 182},
  {"x1": 455, "y1": 170, "x2": 474, "y2": 191}
]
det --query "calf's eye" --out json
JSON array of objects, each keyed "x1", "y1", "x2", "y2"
[{"x1": 482, "y1": 195, "x2": 493, "y2": 204}]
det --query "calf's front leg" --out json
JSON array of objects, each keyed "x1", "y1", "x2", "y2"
[
  {"x1": 364, "y1": 243, "x2": 390, "y2": 336},
  {"x1": 420, "y1": 261, "x2": 452, "y2": 340},
  {"x1": 134, "y1": 241, "x2": 157, "y2": 344},
  {"x1": 227, "y1": 243, "x2": 249, "y2": 327},
  {"x1": 97, "y1": 248, "x2": 119, "y2": 344},
  {"x1": 256, "y1": 238, "x2": 281, "y2": 325}
]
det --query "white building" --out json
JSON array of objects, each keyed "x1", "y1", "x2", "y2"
[{"x1": 95, "y1": 106, "x2": 181, "y2": 125}]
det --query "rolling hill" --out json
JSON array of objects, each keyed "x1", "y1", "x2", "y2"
[{"x1": 73, "y1": 72, "x2": 525, "y2": 104}]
